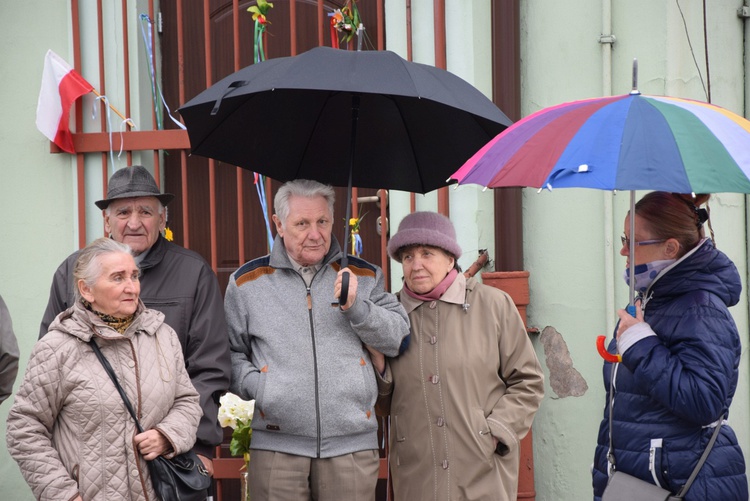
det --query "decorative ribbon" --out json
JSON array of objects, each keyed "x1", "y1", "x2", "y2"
[
  {"x1": 352, "y1": 232, "x2": 363, "y2": 256},
  {"x1": 349, "y1": 217, "x2": 363, "y2": 256},
  {"x1": 139, "y1": 14, "x2": 185, "y2": 130},
  {"x1": 329, "y1": 13, "x2": 340, "y2": 49},
  {"x1": 91, "y1": 95, "x2": 116, "y2": 173},
  {"x1": 254, "y1": 20, "x2": 267, "y2": 64},
  {"x1": 254, "y1": 173, "x2": 274, "y2": 251}
]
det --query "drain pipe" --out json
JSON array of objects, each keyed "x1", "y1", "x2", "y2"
[
  {"x1": 599, "y1": 0, "x2": 616, "y2": 336},
  {"x1": 740, "y1": 2, "x2": 750, "y2": 344}
]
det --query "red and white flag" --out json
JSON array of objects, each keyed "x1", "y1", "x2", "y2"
[{"x1": 36, "y1": 50, "x2": 93, "y2": 153}]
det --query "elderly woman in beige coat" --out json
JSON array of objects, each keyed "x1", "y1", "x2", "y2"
[
  {"x1": 374, "y1": 212, "x2": 544, "y2": 501},
  {"x1": 6, "y1": 238, "x2": 202, "y2": 501}
]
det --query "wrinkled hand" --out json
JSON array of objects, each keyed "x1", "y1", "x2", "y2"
[
  {"x1": 197, "y1": 454, "x2": 214, "y2": 477},
  {"x1": 616, "y1": 299, "x2": 643, "y2": 339},
  {"x1": 334, "y1": 268, "x2": 358, "y2": 311},
  {"x1": 134, "y1": 429, "x2": 171, "y2": 461},
  {"x1": 365, "y1": 345, "x2": 386, "y2": 375}
]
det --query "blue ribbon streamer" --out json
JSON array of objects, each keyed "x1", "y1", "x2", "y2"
[
  {"x1": 139, "y1": 14, "x2": 185, "y2": 130},
  {"x1": 254, "y1": 174, "x2": 274, "y2": 251},
  {"x1": 353, "y1": 233, "x2": 363, "y2": 256}
]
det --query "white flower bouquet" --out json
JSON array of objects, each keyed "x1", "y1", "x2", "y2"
[{"x1": 218, "y1": 393, "x2": 255, "y2": 462}]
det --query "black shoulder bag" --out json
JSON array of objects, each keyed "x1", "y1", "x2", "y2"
[
  {"x1": 602, "y1": 363, "x2": 722, "y2": 501},
  {"x1": 90, "y1": 338, "x2": 211, "y2": 501}
]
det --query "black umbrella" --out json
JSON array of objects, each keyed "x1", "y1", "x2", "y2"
[{"x1": 179, "y1": 46, "x2": 511, "y2": 304}]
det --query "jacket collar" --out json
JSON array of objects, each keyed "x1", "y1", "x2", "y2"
[
  {"x1": 50, "y1": 300, "x2": 163, "y2": 342},
  {"x1": 400, "y1": 272, "x2": 468, "y2": 314},
  {"x1": 137, "y1": 234, "x2": 168, "y2": 272}
]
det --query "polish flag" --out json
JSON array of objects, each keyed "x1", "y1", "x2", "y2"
[{"x1": 36, "y1": 50, "x2": 93, "y2": 153}]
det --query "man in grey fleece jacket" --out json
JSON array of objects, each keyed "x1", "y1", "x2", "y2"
[{"x1": 225, "y1": 179, "x2": 409, "y2": 501}]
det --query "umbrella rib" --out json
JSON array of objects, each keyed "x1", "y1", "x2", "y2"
[
  {"x1": 390, "y1": 96, "x2": 425, "y2": 193},
  {"x1": 291, "y1": 90, "x2": 342, "y2": 181}
]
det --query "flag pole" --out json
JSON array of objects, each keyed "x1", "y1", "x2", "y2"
[{"x1": 90, "y1": 88, "x2": 131, "y2": 125}]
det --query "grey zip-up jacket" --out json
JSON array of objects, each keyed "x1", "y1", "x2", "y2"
[
  {"x1": 225, "y1": 235, "x2": 409, "y2": 458},
  {"x1": 39, "y1": 235, "x2": 230, "y2": 457}
]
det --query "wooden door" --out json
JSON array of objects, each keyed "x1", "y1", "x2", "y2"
[{"x1": 159, "y1": 1, "x2": 388, "y2": 293}]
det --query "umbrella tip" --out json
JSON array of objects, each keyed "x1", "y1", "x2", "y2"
[{"x1": 630, "y1": 58, "x2": 640, "y2": 95}]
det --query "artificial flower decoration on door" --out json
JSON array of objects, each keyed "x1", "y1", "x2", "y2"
[
  {"x1": 218, "y1": 392, "x2": 255, "y2": 500},
  {"x1": 330, "y1": 0, "x2": 362, "y2": 48}
]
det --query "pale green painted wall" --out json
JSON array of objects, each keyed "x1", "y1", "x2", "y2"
[
  {"x1": 0, "y1": 1, "x2": 158, "y2": 498},
  {"x1": 519, "y1": 2, "x2": 750, "y2": 499},
  {"x1": 2, "y1": 1, "x2": 749, "y2": 499},
  {"x1": 386, "y1": 1, "x2": 750, "y2": 501},
  {"x1": 0, "y1": 1, "x2": 77, "y2": 499}
]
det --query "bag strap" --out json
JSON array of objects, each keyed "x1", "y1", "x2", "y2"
[
  {"x1": 606, "y1": 363, "x2": 617, "y2": 471},
  {"x1": 607, "y1": 358, "x2": 724, "y2": 499},
  {"x1": 89, "y1": 338, "x2": 146, "y2": 434},
  {"x1": 673, "y1": 418, "x2": 722, "y2": 498}
]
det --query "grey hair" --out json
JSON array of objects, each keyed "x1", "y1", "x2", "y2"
[
  {"x1": 274, "y1": 179, "x2": 335, "y2": 227},
  {"x1": 73, "y1": 237, "x2": 134, "y2": 302}
]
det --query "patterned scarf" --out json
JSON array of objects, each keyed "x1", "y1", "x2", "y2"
[{"x1": 81, "y1": 299, "x2": 135, "y2": 334}]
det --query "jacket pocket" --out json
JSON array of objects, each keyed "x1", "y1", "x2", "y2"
[
  {"x1": 392, "y1": 414, "x2": 417, "y2": 467},
  {"x1": 651, "y1": 438, "x2": 670, "y2": 489},
  {"x1": 142, "y1": 299, "x2": 185, "y2": 340},
  {"x1": 471, "y1": 408, "x2": 496, "y2": 461}
]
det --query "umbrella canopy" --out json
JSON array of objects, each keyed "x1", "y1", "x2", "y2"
[
  {"x1": 451, "y1": 93, "x2": 750, "y2": 193},
  {"x1": 180, "y1": 46, "x2": 511, "y2": 305},
  {"x1": 179, "y1": 46, "x2": 511, "y2": 194},
  {"x1": 450, "y1": 90, "x2": 750, "y2": 324}
]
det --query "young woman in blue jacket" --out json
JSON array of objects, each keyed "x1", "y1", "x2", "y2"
[{"x1": 592, "y1": 192, "x2": 748, "y2": 500}]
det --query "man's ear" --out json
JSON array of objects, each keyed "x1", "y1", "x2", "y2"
[
  {"x1": 103, "y1": 212, "x2": 112, "y2": 234},
  {"x1": 158, "y1": 210, "x2": 167, "y2": 231},
  {"x1": 272, "y1": 214, "x2": 284, "y2": 237}
]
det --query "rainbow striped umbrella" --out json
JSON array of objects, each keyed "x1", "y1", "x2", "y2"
[
  {"x1": 451, "y1": 91, "x2": 750, "y2": 323},
  {"x1": 451, "y1": 93, "x2": 750, "y2": 193}
]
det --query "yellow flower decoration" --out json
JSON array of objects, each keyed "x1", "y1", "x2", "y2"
[{"x1": 248, "y1": 0, "x2": 273, "y2": 24}]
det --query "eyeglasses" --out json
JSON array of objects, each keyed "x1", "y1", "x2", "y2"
[{"x1": 620, "y1": 235, "x2": 667, "y2": 247}]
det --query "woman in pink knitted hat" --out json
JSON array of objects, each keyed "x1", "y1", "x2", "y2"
[{"x1": 373, "y1": 211, "x2": 544, "y2": 501}]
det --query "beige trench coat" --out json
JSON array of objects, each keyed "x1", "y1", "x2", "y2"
[{"x1": 377, "y1": 274, "x2": 544, "y2": 501}]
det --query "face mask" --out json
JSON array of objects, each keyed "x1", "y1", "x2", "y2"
[{"x1": 623, "y1": 259, "x2": 676, "y2": 294}]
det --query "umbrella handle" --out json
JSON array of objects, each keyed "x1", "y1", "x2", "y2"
[
  {"x1": 596, "y1": 335, "x2": 622, "y2": 363},
  {"x1": 339, "y1": 271, "x2": 350, "y2": 307}
]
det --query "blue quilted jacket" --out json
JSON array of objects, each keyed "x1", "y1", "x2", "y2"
[{"x1": 592, "y1": 239, "x2": 748, "y2": 500}]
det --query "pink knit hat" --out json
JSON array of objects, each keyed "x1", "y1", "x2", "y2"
[{"x1": 387, "y1": 211, "x2": 462, "y2": 262}]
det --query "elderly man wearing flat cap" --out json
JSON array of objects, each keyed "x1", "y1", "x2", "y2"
[{"x1": 40, "y1": 165, "x2": 231, "y2": 475}]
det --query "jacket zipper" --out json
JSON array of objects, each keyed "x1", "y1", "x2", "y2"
[{"x1": 306, "y1": 285, "x2": 322, "y2": 457}]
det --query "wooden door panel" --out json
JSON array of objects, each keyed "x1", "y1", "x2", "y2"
[{"x1": 161, "y1": 1, "x2": 389, "y2": 294}]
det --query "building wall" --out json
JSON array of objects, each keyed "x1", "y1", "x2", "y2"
[
  {"x1": 386, "y1": 1, "x2": 750, "y2": 500},
  {"x1": 0, "y1": 1, "x2": 155, "y2": 498},
  {"x1": 0, "y1": 1, "x2": 78, "y2": 498},
  {"x1": 519, "y1": 2, "x2": 749, "y2": 499}
]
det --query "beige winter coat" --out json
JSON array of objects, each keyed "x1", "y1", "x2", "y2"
[
  {"x1": 6, "y1": 301, "x2": 202, "y2": 501},
  {"x1": 377, "y1": 274, "x2": 544, "y2": 501}
]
